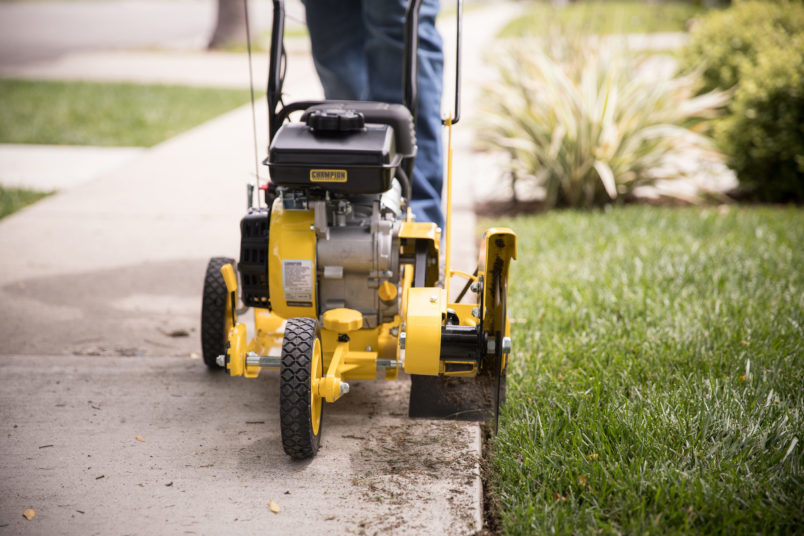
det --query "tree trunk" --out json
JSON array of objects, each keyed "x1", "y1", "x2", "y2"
[{"x1": 208, "y1": 0, "x2": 248, "y2": 50}]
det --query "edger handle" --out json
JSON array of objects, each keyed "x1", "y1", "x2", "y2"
[
  {"x1": 266, "y1": 0, "x2": 462, "y2": 143},
  {"x1": 403, "y1": 0, "x2": 423, "y2": 124},
  {"x1": 403, "y1": 0, "x2": 463, "y2": 125},
  {"x1": 268, "y1": 0, "x2": 285, "y2": 142},
  {"x1": 445, "y1": 0, "x2": 462, "y2": 125},
  {"x1": 404, "y1": 0, "x2": 462, "y2": 126}
]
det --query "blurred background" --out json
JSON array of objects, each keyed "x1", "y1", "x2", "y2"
[{"x1": 2, "y1": 0, "x2": 800, "y2": 216}]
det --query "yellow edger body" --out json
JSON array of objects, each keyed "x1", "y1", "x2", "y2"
[{"x1": 200, "y1": 0, "x2": 515, "y2": 459}]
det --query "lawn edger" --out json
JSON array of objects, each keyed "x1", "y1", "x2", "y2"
[{"x1": 201, "y1": 0, "x2": 516, "y2": 459}]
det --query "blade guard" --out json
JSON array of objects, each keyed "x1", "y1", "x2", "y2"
[
  {"x1": 403, "y1": 288, "x2": 446, "y2": 375},
  {"x1": 408, "y1": 228, "x2": 516, "y2": 421},
  {"x1": 479, "y1": 227, "x2": 517, "y2": 340}
]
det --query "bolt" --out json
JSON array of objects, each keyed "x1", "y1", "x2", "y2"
[
  {"x1": 470, "y1": 281, "x2": 482, "y2": 293},
  {"x1": 502, "y1": 336, "x2": 512, "y2": 355},
  {"x1": 429, "y1": 295, "x2": 438, "y2": 304},
  {"x1": 339, "y1": 381, "x2": 350, "y2": 395},
  {"x1": 487, "y1": 340, "x2": 496, "y2": 354},
  {"x1": 365, "y1": 346, "x2": 373, "y2": 352},
  {"x1": 216, "y1": 354, "x2": 226, "y2": 367},
  {"x1": 471, "y1": 307, "x2": 480, "y2": 318},
  {"x1": 399, "y1": 332, "x2": 406, "y2": 350}
]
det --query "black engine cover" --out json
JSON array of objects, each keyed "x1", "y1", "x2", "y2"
[{"x1": 266, "y1": 109, "x2": 402, "y2": 194}]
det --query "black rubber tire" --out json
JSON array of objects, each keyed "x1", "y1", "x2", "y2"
[
  {"x1": 492, "y1": 268, "x2": 509, "y2": 425},
  {"x1": 280, "y1": 318, "x2": 324, "y2": 459},
  {"x1": 200, "y1": 257, "x2": 235, "y2": 370}
]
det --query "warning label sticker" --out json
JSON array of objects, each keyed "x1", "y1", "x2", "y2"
[
  {"x1": 282, "y1": 259, "x2": 313, "y2": 304},
  {"x1": 310, "y1": 169, "x2": 348, "y2": 183}
]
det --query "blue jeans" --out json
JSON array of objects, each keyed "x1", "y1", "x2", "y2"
[{"x1": 302, "y1": 0, "x2": 444, "y2": 229}]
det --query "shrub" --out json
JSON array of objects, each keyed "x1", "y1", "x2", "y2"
[
  {"x1": 679, "y1": 1, "x2": 804, "y2": 94},
  {"x1": 479, "y1": 38, "x2": 728, "y2": 208},
  {"x1": 717, "y1": 35, "x2": 804, "y2": 200},
  {"x1": 680, "y1": 1, "x2": 804, "y2": 201}
]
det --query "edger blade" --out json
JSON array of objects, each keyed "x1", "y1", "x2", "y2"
[{"x1": 408, "y1": 372, "x2": 506, "y2": 421}]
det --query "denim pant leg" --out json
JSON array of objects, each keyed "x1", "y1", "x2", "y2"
[
  {"x1": 408, "y1": 0, "x2": 444, "y2": 230},
  {"x1": 301, "y1": 0, "x2": 367, "y2": 100},
  {"x1": 303, "y1": 0, "x2": 445, "y2": 228}
]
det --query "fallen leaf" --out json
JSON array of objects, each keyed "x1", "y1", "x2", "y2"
[
  {"x1": 23, "y1": 508, "x2": 35, "y2": 520},
  {"x1": 135, "y1": 435, "x2": 146, "y2": 443},
  {"x1": 740, "y1": 340, "x2": 749, "y2": 346},
  {"x1": 587, "y1": 453, "x2": 599, "y2": 460},
  {"x1": 165, "y1": 481, "x2": 173, "y2": 487},
  {"x1": 160, "y1": 328, "x2": 189, "y2": 338},
  {"x1": 740, "y1": 375, "x2": 746, "y2": 382},
  {"x1": 325, "y1": 515, "x2": 336, "y2": 521},
  {"x1": 577, "y1": 475, "x2": 588, "y2": 485},
  {"x1": 269, "y1": 500, "x2": 280, "y2": 514}
]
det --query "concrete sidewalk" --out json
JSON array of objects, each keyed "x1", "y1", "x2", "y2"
[
  {"x1": 0, "y1": 145, "x2": 144, "y2": 192},
  {"x1": 1, "y1": 355, "x2": 481, "y2": 535},
  {"x1": 0, "y1": 91, "x2": 488, "y2": 536},
  {"x1": 0, "y1": 2, "x2": 523, "y2": 534},
  {"x1": 0, "y1": 0, "x2": 310, "y2": 65}
]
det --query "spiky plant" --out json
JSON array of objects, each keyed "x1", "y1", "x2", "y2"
[{"x1": 479, "y1": 36, "x2": 729, "y2": 208}]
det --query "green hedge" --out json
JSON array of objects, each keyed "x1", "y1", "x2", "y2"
[
  {"x1": 680, "y1": 1, "x2": 803, "y2": 93},
  {"x1": 718, "y1": 35, "x2": 804, "y2": 201},
  {"x1": 680, "y1": 1, "x2": 804, "y2": 201}
]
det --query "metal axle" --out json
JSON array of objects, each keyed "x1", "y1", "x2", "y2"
[{"x1": 215, "y1": 353, "x2": 399, "y2": 370}]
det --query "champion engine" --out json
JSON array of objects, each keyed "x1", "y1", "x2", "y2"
[{"x1": 236, "y1": 103, "x2": 432, "y2": 329}]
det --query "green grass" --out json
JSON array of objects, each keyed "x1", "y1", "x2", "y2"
[
  {"x1": 0, "y1": 186, "x2": 51, "y2": 219},
  {"x1": 490, "y1": 206, "x2": 803, "y2": 535},
  {"x1": 0, "y1": 79, "x2": 257, "y2": 147},
  {"x1": 499, "y1": 1, "x2": 707, "y2": 38}
]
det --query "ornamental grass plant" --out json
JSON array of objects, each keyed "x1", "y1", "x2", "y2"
[{"x1": 479, "y1": 34, "x2": 729, "y2": 208}]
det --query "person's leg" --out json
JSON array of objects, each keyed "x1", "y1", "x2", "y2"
[
  {"x1": 302, "y1": 0, "x2": 368, "y2": 100},
  {"x1": 363, "y1": 0, "x2": 444, "y2": 228},
  {"x1": 409, "y1": 0, "x2": 444, "y2": 229}
]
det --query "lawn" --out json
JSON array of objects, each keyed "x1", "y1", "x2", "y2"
[
  {"x1": 490, "y1": 206, "x2": 803, "y2": 534},
  {"x1": 499, "y1": 1, "x2": 707, "y2": 38},
  {"x1": 0, "y1": 79, "x2": 256, "y2": 147},
  {"x1": 0, "y1": 186, "x2": 51, "y2": 219}
]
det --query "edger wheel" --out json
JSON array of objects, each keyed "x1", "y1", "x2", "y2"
[
  {"x1": 280, "y1": 318, "x2": 324, "y2": 459},
  {"x1": 492, "y1": 268, "x2": 509, "y2": 424},
  {"x1": 200, "y1": 257, "x2": 236, "y2": 370}
]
